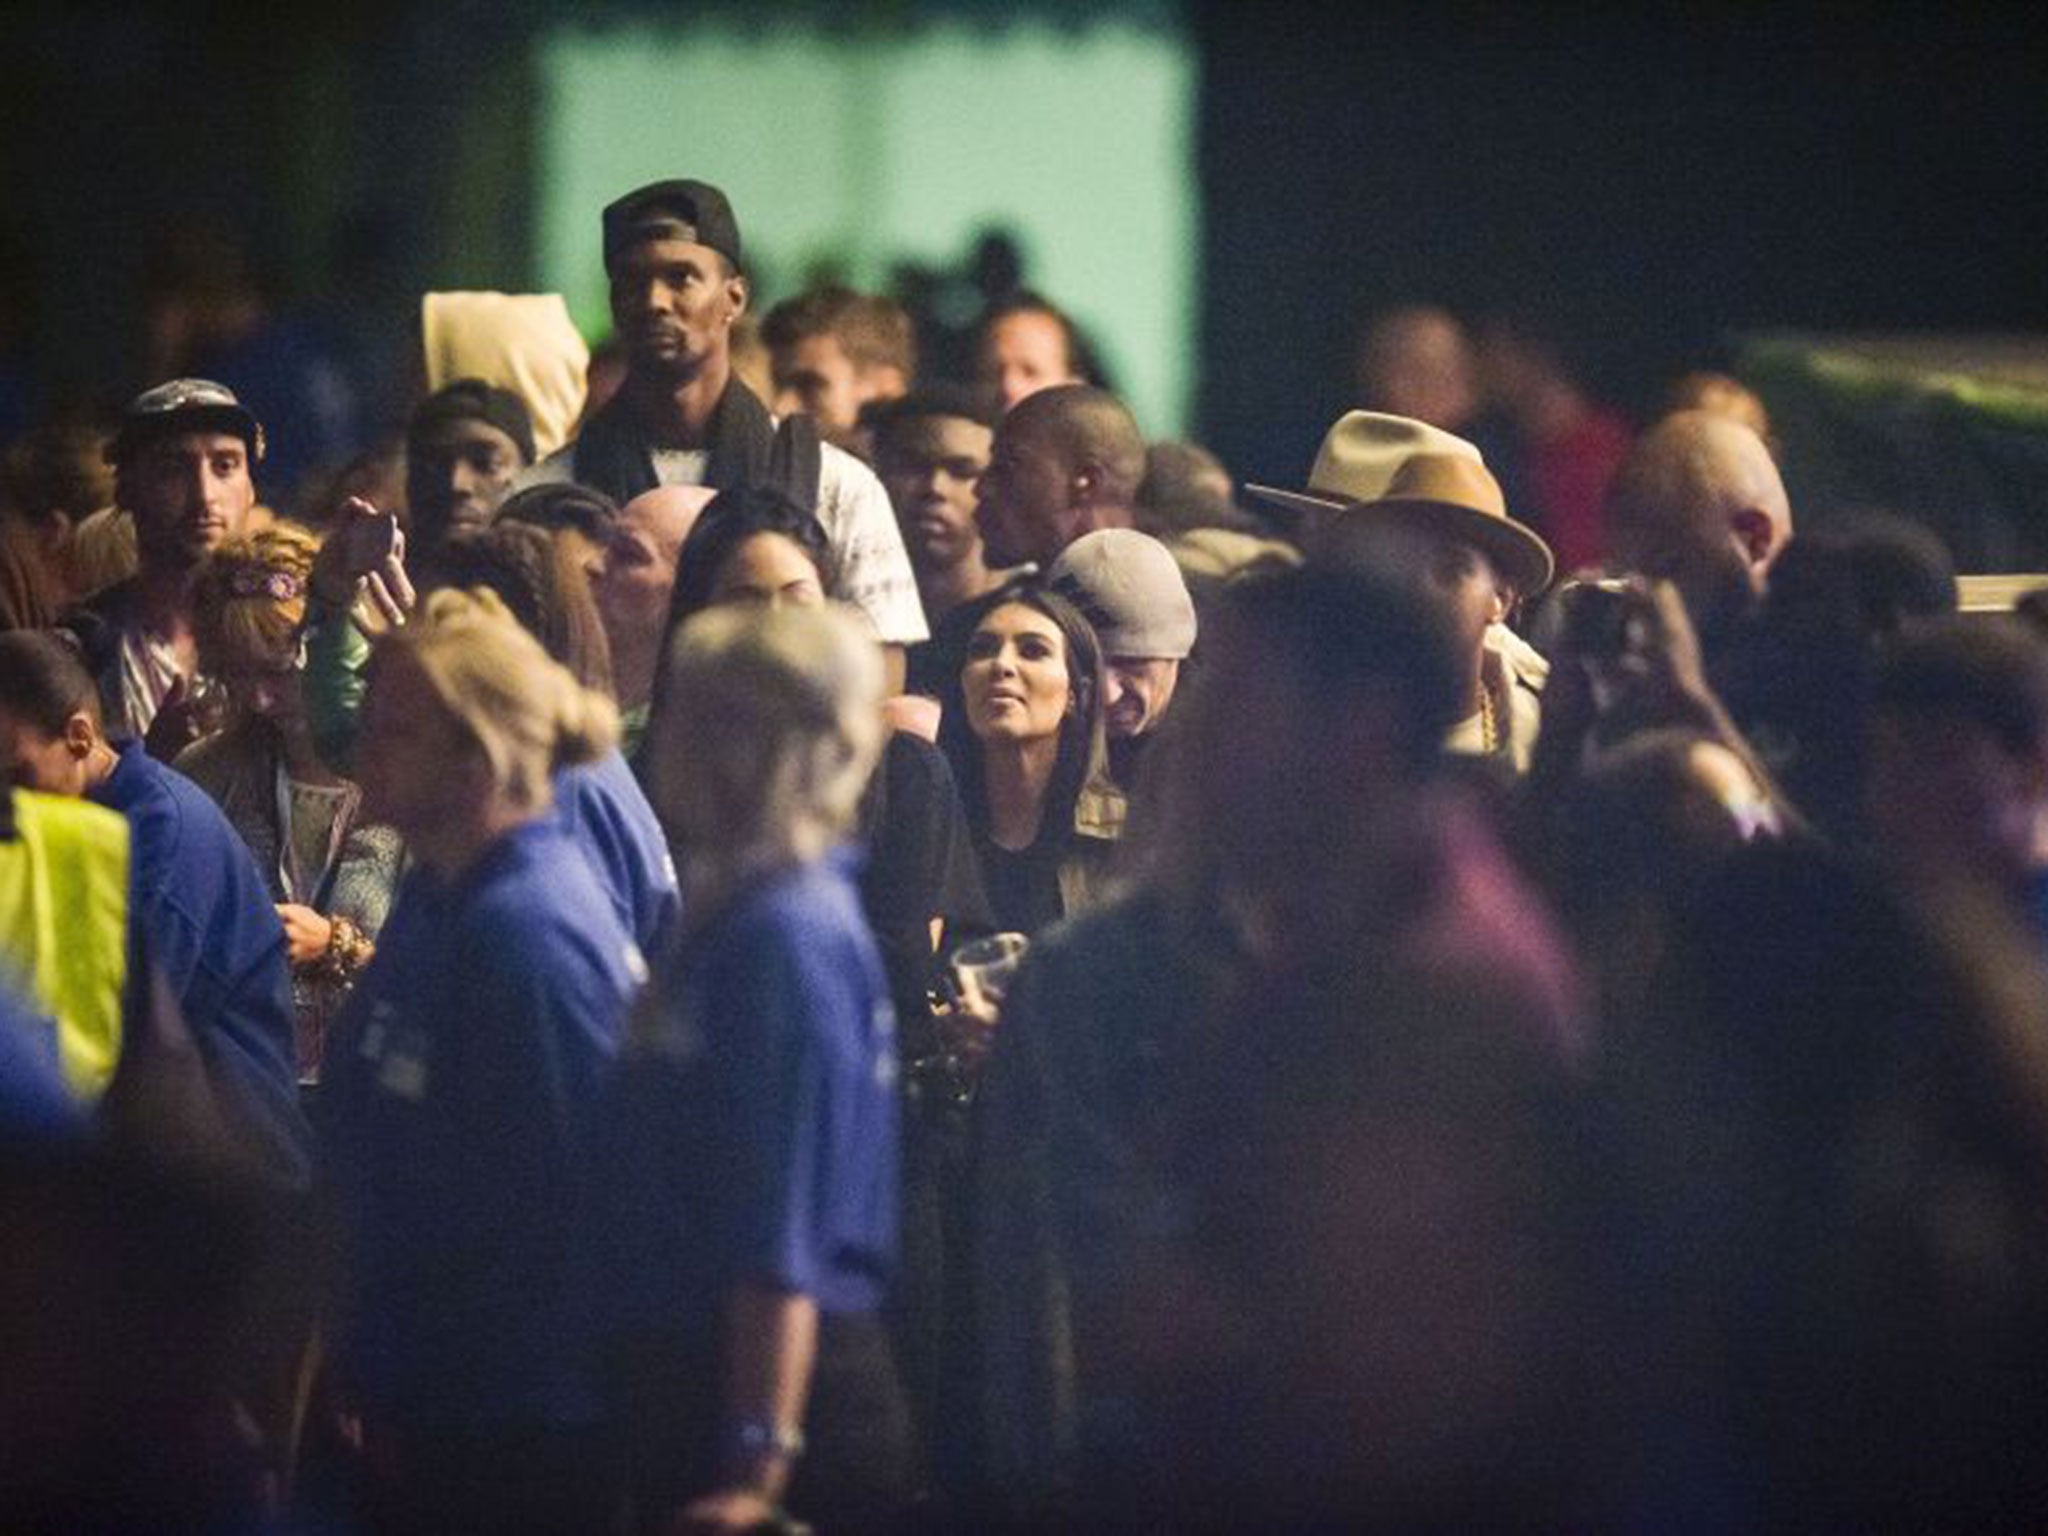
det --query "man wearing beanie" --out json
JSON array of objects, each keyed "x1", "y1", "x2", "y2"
[
  {"x1": 404, "y1": 377, "x2": 536, "y2": 556},
  {"x1": 299, "y1": 380, "x2": 539, "y2": 772},
  {"x1": 1047, "y1": 527, "x2": 1197, "y2": 788},
  {"x1": 521, "y1": 179, "x2": 926, "y2": 685}
]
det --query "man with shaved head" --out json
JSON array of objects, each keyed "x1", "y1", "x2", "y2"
[
  {"x1": 906, "y1": 383, "x2": 1146, "y2": 696},
  {"x1": 974, "y1": 384, "x2": 1145, "y2": 569},
  {"x1": 588, "y1": 483, "x2": 715, "y2": 749},
  {"x1": 1605, "y1": 409, "x2": 1793, "y2": 651}
]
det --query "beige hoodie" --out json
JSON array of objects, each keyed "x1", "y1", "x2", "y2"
[{"x1": 421, "y1": 293, "x2": 590, "y2": 458}]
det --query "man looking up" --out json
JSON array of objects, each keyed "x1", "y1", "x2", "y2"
[
  {"x1": 762, "y1": 285, "x2": 915, "y2": 448},
  {"x1": 974, "y1": 293, "x2": 1084, "y2": 418},
  {"x1": 1605, "y1": 409, "x2": 1792, "y2": 654},
  {"x1": 908, "y1": 383, "x2": 1145, "y2": 696},
  {"x1": 64, "y1": 379, "x2": 263, "y2": 753},
  {"x1": 524, "y1": 179, "x2": 926, "y2": 685}
]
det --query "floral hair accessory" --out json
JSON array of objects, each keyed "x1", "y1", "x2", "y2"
[{"x1": 226, "y1": 567, "x2": 305, "y2": 603}]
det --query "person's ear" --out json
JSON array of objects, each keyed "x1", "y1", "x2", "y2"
[
  {"x1": 1070, "y1": 460, "x2": 1101, "y2": 508},
  {"x1": 1730, "y1": 507, "x2": 1776, "y2": 570},
  {"x1": 62, "y1": 710, "x2": 96, "y2": 760},
  {"x1": 1488, "y1": 585, "x2": 1512, "y2": 625},
  {"x1": 724, "y1": 271, "x2": 750, "y2": 323}
]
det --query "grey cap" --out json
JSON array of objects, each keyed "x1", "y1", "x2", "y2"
[
  {"x1": 1047, "y1": 528, "x2": 1197, "y2": 660},
  {"x1": 110, "y1": 378, "x2": 265, "y2": 465}
]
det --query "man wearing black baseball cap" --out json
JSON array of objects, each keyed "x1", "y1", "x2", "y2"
[
  {"x1": 62, "y1": 378, "x2": 265, "y2": 751},
  {"x1": 521, "y1": 178, "x2": 927, "y2": 683}
]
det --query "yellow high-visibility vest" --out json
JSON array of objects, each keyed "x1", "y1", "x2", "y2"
[{"x1": 0, "y1": 789, "x2": 131, "y2": 1099}]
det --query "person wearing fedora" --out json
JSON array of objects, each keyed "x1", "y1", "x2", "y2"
[
  {"x1": 1249, "y1": 410, "x2": 1556, "y2": 772},
  {"x1": 518, "y1": 179, "x2": 926, "y2": 689},
  {"x1": 61, "y1": 379, "x2": 267, "y2": 756}
]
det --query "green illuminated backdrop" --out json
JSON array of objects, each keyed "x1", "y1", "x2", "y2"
[{"x1": 534, "y1": 16, "x2": 1198, "y2": 435}]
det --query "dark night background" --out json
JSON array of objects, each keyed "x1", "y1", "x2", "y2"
[{"x1": 6, "y1": 1, "x2": 2047, "y2": 489}]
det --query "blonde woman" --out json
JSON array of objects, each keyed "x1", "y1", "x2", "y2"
[
  {"x1": 616, "y1": 603, "x2": 912, "y2": 1536},
  {"x1": 179, "y1": 523, "x2": 400, "y2": 1086},
  {"x1": 323, "y1": 589, "x2": 640, "y2": 1535}
]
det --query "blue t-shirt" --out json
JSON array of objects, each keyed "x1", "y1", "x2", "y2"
[
  {"x1": 555, "y1": 749, "x2": 681, "y2": 960},
  {"x1": 325, "y1": 816, "x2": 643, "y2": 1430},
  {"x1": 617, "y1": 851, "x2": 898, "y2": 1324},
  {"x1": 90, "y1": 739, "x2": 306, "y2": 1179}
]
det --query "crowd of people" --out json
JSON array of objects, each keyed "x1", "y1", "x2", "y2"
[{"x1": 6, "y1": 173, "x2": 2048, "y2": 1534}]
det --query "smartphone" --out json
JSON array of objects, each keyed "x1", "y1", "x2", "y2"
[
  {"x1": 357, "y1": 509, "x2": 399, "y2": 567},
  {"x1": 1557, "y1": 578, "x2": 1642, "y2": 661}
]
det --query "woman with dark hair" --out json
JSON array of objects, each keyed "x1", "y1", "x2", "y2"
[
  {"x1": 652, "y1": 487, "x2": 985, "y2": 1024},
  {"x1": 941, "y1": 584, "x2": 1121, "y2": 937},
  {"x1": 649, "y1": 483, "x2": 991, "y2": 1508},
  {"x1": 433, "y1": 518, "x2": 615, "y2": 697}
]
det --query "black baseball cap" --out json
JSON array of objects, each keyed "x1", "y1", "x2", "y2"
[
  {"x1": 602, "y1": 179, "x2": 743, "y2": 273},
  {"x1": 109, "y1": 378, "x2": 265, "y2": 465}
]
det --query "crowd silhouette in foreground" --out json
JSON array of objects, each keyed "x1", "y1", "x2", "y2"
[{"x1": 8, "y1": 178, "x2": 2048, "y2": 1535}]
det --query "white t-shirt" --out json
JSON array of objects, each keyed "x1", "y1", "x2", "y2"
[{"x1": 521, "y1": 437, "x2": 929, "y2": 645}]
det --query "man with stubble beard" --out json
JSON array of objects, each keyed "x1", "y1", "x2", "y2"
[
  {"x1": 61, "y1": 379, "x2": 264, "y2": 755},
  {"x1": 522, "y1": 179, "x2": 926, "y2": 686}
]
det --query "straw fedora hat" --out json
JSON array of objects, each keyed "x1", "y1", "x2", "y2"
[
  {"x1": 1247, "y1": 411, "x2": 1553, "y2": 596},
  {"x1": 1246, "y1": 411, "x2": 1481, "y2": 520},
  {"x1": 1369, "y1": 452, "x2": 1554, "y2": 597}
]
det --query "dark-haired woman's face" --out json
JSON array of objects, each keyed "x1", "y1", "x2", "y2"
[
  {"x1": 963, "y1": 602, "x2": 1071, "y2": 745},
  {"x1": 711, "y1": 532, "x2": 825, "y2": 611}
]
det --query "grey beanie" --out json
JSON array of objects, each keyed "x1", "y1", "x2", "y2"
[{"x1": 1047, "y1": 528, "x2": 1197, "y2": 660}]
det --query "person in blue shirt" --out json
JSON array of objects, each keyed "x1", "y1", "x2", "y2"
[
  {"x1": 324, "y1": 587, "x2": 641, "y2": 1535},
  {"x1": 305, "y1": 506, "x2": 682, "y2": 959},
  {"x1": 0, "y1": 630, "x2": 305, "y2": 1181},
  {"x1": 615, "y1": 602, "x2": 909, "y2": 1536}
]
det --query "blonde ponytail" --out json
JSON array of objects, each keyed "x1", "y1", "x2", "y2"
[{"x1": 379, "y1": 585, "x2": 618, "y2": 806}]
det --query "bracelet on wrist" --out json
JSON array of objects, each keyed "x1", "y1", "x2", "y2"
[{"x1": 321, "y1": 916, "x2": 374, "y2": 983}]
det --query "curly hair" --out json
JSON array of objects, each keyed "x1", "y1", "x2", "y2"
[{"x1": 192, "y1": 521, "x2": 320, "y2": 676}]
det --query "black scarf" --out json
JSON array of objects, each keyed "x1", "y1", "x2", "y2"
[{"x1": 572, "y1": 373, "x2": 819, "y2": 509}]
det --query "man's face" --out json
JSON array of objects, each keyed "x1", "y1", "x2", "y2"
[
  {"x1": 1416, "y1": 528, "x2": 1504, "y2": 666},
  {"x1": 125, "y1": 430, "x2": 255, "y2": 569},
  {"x1": 874, "y1": 414, "x2": 994, "y2": 577},
  {"x1": 772, "y1": 333, "x2": 867, "y2": 437},
  {"x1": 607, "y1": 237, "x2": 746, "y2": 382},
  {"x1": 590, "y1": 486, "x2": 711, "y2": 651},
  {"x1": 976, "y1": 418, "x2": 1074, "y2": 569},
  {"x1": 0, "y1": 705, "x2": 92, "y2": 798},
  {"x1": 1102, "y1": 655, "x2": 1181, "y2": 739},
  {"x1": 977, "y1": 311, "x2": 1077, "y2": 416},
  {"x1": 406, "y1": 417, "x2": 525, "y2": 551}
]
